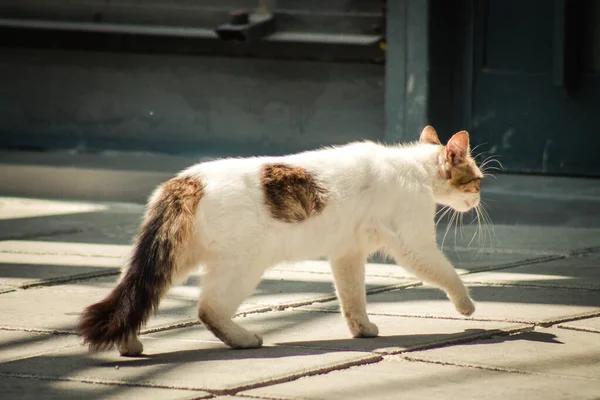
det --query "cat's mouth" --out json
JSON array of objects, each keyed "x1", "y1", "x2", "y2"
[{"x1": 463, "y1": 198, "x2": 480, "y2": 210}]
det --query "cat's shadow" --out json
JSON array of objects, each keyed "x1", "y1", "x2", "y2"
[{"x1": 111, "y1": 329, "x2": 561, "y2": 367}]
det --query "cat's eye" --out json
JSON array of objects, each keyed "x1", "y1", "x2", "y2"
[{"x1": 459, "y1": 178, "x2": 481, "y2": 192}]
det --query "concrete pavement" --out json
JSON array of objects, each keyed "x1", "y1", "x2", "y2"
[{"x1": 1, "y1": 171, "x2": 600, "y2": 399}]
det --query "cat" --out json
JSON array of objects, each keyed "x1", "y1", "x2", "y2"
[{"x1": 78, "y1": 125, "x2": 483, "y2": 356}]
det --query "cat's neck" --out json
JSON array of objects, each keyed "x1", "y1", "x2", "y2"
[{"x1": 384, "y1": 143, "x2": 445, "y2": 189}]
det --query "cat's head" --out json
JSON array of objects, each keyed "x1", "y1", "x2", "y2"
[{"x1": 420, "y1": 126, "x2": 483, "y2": 212}]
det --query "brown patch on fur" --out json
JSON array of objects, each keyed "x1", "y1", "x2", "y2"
[
  {"x1": 449, "y1": 161, "x2": 482, "y2": 193},
  {"x1": 261, "y1": 163, "x2": 328, "y2": 223},
  {"x1": 78, "y1": 176, "x2": 203, "y2": 352}
]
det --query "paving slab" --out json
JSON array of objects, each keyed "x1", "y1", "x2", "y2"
[
  {"x1": 303, "y1": 284, "x2": 600, "y2": 324},
  {"x1": 0, "y1": 331, "x2": 79, "y2": 363},
  {"x1": 0, "y1": 252, "x2": 123, "y2": 289},
  {"x1": 244, "y1": 357, "x2": 600, "y2": 400},
  {"x1": 147, "y1": 309, "x2": 530, "y2": 355},
  {"x1": 0, "y1": 376, "x2": 211, "y2": 400},
  {"x1": 0, "y1": 276, "x2": 197, "y2": 333},
  {"x1": 558, "y1": 316, "x2": 600, "y2": 333},
  {"x1": 0, "y1": 339, "x2": 380, "y2": 393},
  {"x1": 408, "y1": 327, "x2": 600, "y2": 380},
  {"x1": 0, "y1": 240, "x2": 131, "y2": 258},
  {"x1": 463, "y1": 252, "x2": 600, "y2": 290}
]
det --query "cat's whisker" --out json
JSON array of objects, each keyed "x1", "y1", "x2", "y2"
[
  {"x1": 482, "y1": 173, "x2": 498, "y2": 180},
  {"x1": 435, "y1": 205, "x2": 450, "y2": 217},
  {"x1": 479, "y1": 202, "x2": 497, "y2": 250},
  {"x1": 479, "y1": 158, "x2": 504, "y2": 172},
  {"x1": 467, "y1": 212, "x2": 479, "y2": 248},
  {"x1": 471, "y1": 142, "x2": 487, "y2": 153},
  {"x1": 475, "y1": 204, "x2": 485, "y2": 252},
  {"x1": 436, "y1": 206, "x2": 453, "y2": 228},
  {"x1": 441, "y1": 209, "x2": 458, "y2": 251},
  {"x1": 473, "y1": 201, "x2": 495, "y2": 252}
]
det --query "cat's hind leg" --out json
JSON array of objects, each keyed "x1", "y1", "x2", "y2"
[
  {"x1": 330, "y1": 253, "x2": 379, "y2": 338},
  {"x1": 117, "y1": 245, "x2": 202, "y2": 357},
  {"x1": 198, "y1": 258, "x2": 265, "y2": 349}
]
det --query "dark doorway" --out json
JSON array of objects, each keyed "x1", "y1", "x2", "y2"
[{"x1": 470, "y1": 0, "x2": 600, "y2": 176}]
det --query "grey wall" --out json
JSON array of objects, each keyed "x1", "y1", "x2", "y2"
[{"x1": 0, "y1": 48, "x2": 384, "y2": 157}]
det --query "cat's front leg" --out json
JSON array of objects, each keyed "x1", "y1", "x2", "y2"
[
  {"x1": 383, "y1": 233, "x2": 475, "y2": 316},
  {"x1": 330, "y1": 254, "x2": 379, "y2": 338}
]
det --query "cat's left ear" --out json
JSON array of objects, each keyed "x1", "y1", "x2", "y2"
[
  {"x1": 420, "y1": 125, "x2": 441, "y2": 145},
  {"x1": 446, "y1": 131, "x2": 470, "y2": 165}
]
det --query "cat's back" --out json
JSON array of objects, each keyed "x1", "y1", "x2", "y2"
[{"x1": 182, "y1": 141, "x2": 383, "y2": 186}]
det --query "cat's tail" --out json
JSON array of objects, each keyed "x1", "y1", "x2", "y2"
[{"x1": 77, "y1": 176, "x2": 204, "y2": 351}]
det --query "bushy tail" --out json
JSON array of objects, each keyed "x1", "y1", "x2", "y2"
[{"x1": 78, "y1": 176, "x2": 203, "y2": 351}]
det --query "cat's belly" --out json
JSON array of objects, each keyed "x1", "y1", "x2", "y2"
[{"x1": 261, "y1": 220, "x2": 376, "y2": 263}]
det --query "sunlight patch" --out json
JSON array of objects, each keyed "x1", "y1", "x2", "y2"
[{"x1": 0, "y1": 197, "x2": 108, "y2": 220}]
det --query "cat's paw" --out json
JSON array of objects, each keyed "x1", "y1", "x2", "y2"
[
  {"x1": 228, "y1": 332, "x2": 263, "y2": 349},
  {"x1": 455, "y1": 298, "x2": 476, "y2": 317},
  {"x1": 118, "y1": 336, "x2": 144, "y2": 357},
  {"x1": 349, "y1": 320, "x2": 379, "y2": 338}
]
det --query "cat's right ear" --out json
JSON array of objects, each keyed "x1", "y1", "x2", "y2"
[
  {"x1": 446, "y1": 131, "x2": 470, "y2": 165},
  {"x1": 420, "y1": 125, "x2": 442, "y2": 145}
]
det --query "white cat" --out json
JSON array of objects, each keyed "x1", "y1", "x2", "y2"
[{"x1": 79, "y1": 125, "x2": 483, "y2": 356}]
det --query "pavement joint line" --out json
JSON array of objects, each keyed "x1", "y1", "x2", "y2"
[
  {"x1": 0, "y1": 249, "x2": 127, "y2": 259},
  {"x1": 556, "y1": 324, "x2": 600, "y2": 334},
  {"x1": 0, "y1": 326, "x2": 75, "y2": 335},
  {"x1": 365, "y1": 281, "x2": 422, "y2": 295},
  {"x1": 224, "y1": 353, "x2": 383, "y2": 396},
  {"x1": 18, "y1": 270, "x2": 121, "y2": 290},
  {"x1": 569, "y1": 245, "x2": 600, "y2": 257},
  {"x1": 233, "y1": 394, "x2": 288, "y2": 400},
  {"x1": 399, "y1": 355, "x2": 544, "y2": 376},
  {"x1": 293, "y1": 308, "x2": 542, "y2": 326},
  {"x1": 0, "y1": 372, "x2": 212, "y2": 393},
  {"x1": 400, "y1": 354, "x2": 600, "y2": 382},
  {"x1": 461, "y1": 254, "x2": 566, "y2": 275},
  {"x1": 537, "y1": 310, "x2": 600, "y2": 328},
  {"x1": 461, "y1": 280, "x2": 600, "y2": 291},
  {"x1": 363, "y1": 310, "x2": 600, "y2": 329}
]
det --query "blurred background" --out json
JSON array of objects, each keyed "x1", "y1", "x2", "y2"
[{"x1": 0, "y1": 0, "x2": 599, "y2": 178}]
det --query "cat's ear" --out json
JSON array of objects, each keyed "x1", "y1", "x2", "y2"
[
  {"x1": 445, "y1": 131, "x2": 470, "y2": 165},
  {"x1": 420, "y1": 125, "x2": 441, "y2": 145}
]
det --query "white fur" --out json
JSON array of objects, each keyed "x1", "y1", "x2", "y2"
[{"x1": 128, "y1": 141, "x2": 479, "y2": 351}]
